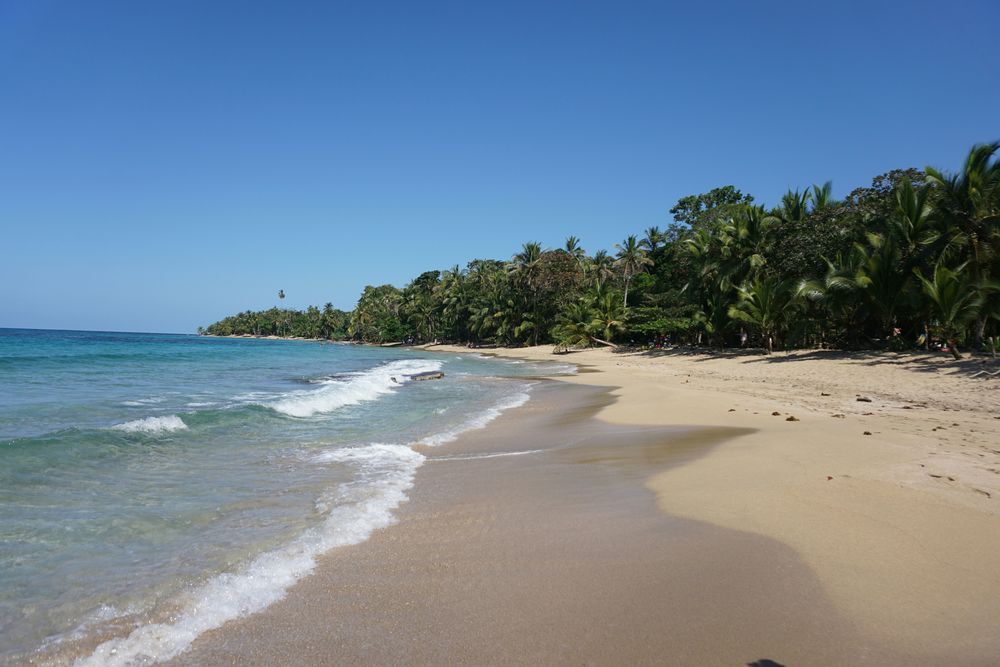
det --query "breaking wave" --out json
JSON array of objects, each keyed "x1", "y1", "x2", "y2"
[
  {"x1": 268, "y1": 359, "x2": 444, "y2": 418},
  {"x1": 111, "y1": 415, "x2": 187, "y2": 434}
]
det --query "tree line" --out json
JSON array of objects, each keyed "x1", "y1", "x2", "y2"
[
  {"x1": 199, "y1": 304, "x2": 350, "y2": 340},
  {"x1": 202, "y1": 142, "x2": 1000, "y2": 358}
]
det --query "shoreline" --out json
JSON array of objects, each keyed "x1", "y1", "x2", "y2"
[
  {"x1": 49, "y1": 345, "x2": 1000, "y2": 664},
  {"x1": 164, "y1": 342, "x2": 998, "y2": 664},
  {"x1": 429, "y1": 344, "x2": 1000, "y2": 659},
  {"x1": 171, "y1": 380, "x2": 906, "y2": 665}
]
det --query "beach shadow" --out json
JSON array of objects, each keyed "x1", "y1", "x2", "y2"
[
  {"x1": 619, "y1": 346, "x2": 997, "y2": 377},
  {"x1": 748, "y1": 660, "x2": 786, "y2": 667}
]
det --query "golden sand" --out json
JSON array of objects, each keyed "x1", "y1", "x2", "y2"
[{"x1": 434, "y1": 345, "x2": 1000, "y2": 661}]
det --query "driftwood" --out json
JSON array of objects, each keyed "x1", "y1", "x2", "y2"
[
  {"x1": 553, "y1": 337, "x2": 618, "y2": 354},
  {"x1": 408, "y1": 371, "x2": 445, "y2": 381}
]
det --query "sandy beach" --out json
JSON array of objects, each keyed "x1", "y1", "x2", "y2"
[
  {"x1": 162, "y1": 345, "x2": 1000, "y2": 666},
  {"x1": 446, "y1": 346, "x2": 1000, "y2": 659}
]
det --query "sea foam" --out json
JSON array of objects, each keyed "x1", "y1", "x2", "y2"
[
  {"x1": 111, "y1": 415, "x2": 187, "y2": 434},
  {"x1": 268, "y1": 359, "x2": 444, "y2": 418},
  {"x1": 76, "y1": 443, "x2": 424, "y2": 667},
  {"x1": 418, "y1": 386, "x2": 532, "y2": 446},
  {"x1": 77, "y1": 372, "x2": 533, "y2": 666}
]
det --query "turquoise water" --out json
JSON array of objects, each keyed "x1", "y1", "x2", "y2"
[{"x1": 0, "y1": 329, "x2": 569, "y2": 664}]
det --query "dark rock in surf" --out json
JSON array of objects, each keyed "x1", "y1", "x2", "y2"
[{"x1": 408, "y1": 371, "x2": 445, "y2": 381}]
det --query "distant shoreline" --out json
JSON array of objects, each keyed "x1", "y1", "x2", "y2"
[{"x1": 199, "y1": 333, "x2": 333, "y2": 342}]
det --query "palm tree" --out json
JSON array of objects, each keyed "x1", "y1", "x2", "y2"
[
  {"x1": 798, "y1": 253, "x2": 868, "y2": 347},
  {"x1": 406, "y1": 297, "x2": 437, "y2": 342},
  {"x1": 890, "y1": 178, "x2": 937, "y2": 267},
  {"x1": 693, "y1": 287, "x2": 732, "y2": 347},
  {"x1": 810, "y1": 181, "x2": 838, "y2": 212},
  {"x1": 436, "y1": 265, "x2": 468, "y2": 341},
  {"x1": 509, "y1": 242, "x2": 544, "y2": 345},
  {"x1": 805, "y1": 234, "x2": 914, "y2": 342},
  {"x1": 614, "y1": 235, "x2": 653, "y2": 310},
  {"x1": 778, "y1": 189, "x2": 811, "y2": 223},
  {"x1": 277, "y1": 289, "x2": 286, "y2": 336},
  {"x1": 718, "y1": 205, "x2": 776, "y2": 285},
  {"x1": 926, "y1": 142, "x2": 1000, "y2": 347},
  {"x1": 728, "y1": 277, "x2": 799, "y2": 353},
  {"x1": 551, "y1": 301, "x2": 596, "y2": 350},
  {"x1": 641, "y1": 226, "x2": 665, "y2": 253},
  {"x1": 590, "y1": 289, "x2": 626, "y2": 343},
  {"x1": 915, "y1": 263, "x2": 984, "y2": 359},
  {"x1": 588, "y1": 250, "x2": 616, "y2": 291},
  {"x1": 564, "y1": 236, "x2": 586, "y2": 264},
  {"x1": 510, "y1": 242, "x2": 543, "y2": 286}
]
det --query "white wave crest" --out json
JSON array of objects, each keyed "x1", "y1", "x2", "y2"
[
  {"x1": 111, "y1": 415, "x2": 187, "y2": 434},
  {"x1": 120, "y1": 397, "x2": 166, "y2": 407},
  {"x1": 432, "y1": 448, "x2": 544, "y2": 461},
  {"x1": 77, "y1": 443, "x2": 424, "y2": 667},
  {"x1": 419, "y1": 387, "x2": 532, "y2": 446},
  {"x1": 268, "y1": 359, "x2": 444, "y2": 418}
]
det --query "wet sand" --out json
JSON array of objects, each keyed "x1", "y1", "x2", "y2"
[{"x1": 170, "y1": 381, "x2": 920, "y2": 666}]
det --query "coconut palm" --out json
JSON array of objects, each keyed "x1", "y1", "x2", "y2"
[
  {"x1": 510, "y1": 242, "x2": 543, "y2": 283},
  {"x1": 803, "y1": 234, "x2": 913, "y2": 341},
  {"x1": 437, "y1": 265, "x2": 470, "y2": 341},
  {"x1": 728, "y1": 277, "x2": 799, "y2": 353},
  {"x1": 551, "y1": 301, "x2": 596, "y2": 350},
  {"x1": 590, "y1": 289, "x2": 627, "y2": 343},
  {"x1": 406, "y1": 297, "x2": 437, "y2": 342},
  {"x1": 692, "y1": 287, "x2": 732, "y2": 347},
  {"x1": 810, "y1": 181, "x2": 837, "y2": 212},
  {"x1": 778, "y1": 189, "x2": 811, "y2": 223},
  {"x1": 509, "y1": 242, "x2": 545, "y2": 344},
  {"x1": 564, "y1": 236, "x2": 586, "y2": 264},
  {"x1": 926, "y1": 142, "x2": 1000, "y2": 347},
  {"x1": 890, "y1": 178, "x2": 938, "y2": 266},
  {"x1": 641, "y1": 226, "x2": 665, "y2": 253},
  {"x1": 718, "y1": 205, "x2": 776, "y2": 285},
  {"x1": 614, "y1": 235, "x2": 653, "y2": 309},
  {"x1": 277, "y1": 290, "x2": 286, "y2": 335},
  {"x1": 588, "y1": 249, "x2": 616, "y2": 290},
  {"x1": 915, "y1": 263, "x2": 985, "y2": 359}
]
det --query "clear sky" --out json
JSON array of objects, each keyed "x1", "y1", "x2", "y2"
[{"x1": 2, "y1": 0, "x2": 998, "y2": 333}]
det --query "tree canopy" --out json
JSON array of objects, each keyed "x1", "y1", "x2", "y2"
[{"x1": 203, "y1": 141, "x2": 1000, "y2": 358}]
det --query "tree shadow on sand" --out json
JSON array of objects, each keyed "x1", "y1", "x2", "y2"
[{"x1": 615, "y1": 346, "x2": 999, "y2": 377}]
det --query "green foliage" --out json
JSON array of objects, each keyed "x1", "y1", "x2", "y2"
[
  {"x1": 551, "y1": 301, "x2": 596, "y2": 349},
  {"x1": 350, "y1": 285, "x2": 405, "y2": 343},
  {"x1": 202, "y1": 303, "x2": 350, "y2": 339},
  {"x1": 669, "y1": 186, "x2": 754, "y2": 231},
  {"x1": 728, "y1": 277, "x2": 800, "y2": 352},
  {"x1": 202, "y1": 142, "x2": 1000, "y2": 354},
  {"x1": 915, "y1": 263, "x2": 983, "y2": 357}
]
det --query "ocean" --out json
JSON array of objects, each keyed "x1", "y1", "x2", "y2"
[{"x1": 0, "y1": 329, "x2": 571, "y2": 665}]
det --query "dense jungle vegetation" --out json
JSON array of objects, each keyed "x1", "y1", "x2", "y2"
[{"x1": 202, "y1": 142, "x2": 1000, "y2": 358}]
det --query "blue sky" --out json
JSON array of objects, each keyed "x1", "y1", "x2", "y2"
[{"x1": 2, "y1": 1, "x2": 998, "y2": 333}]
